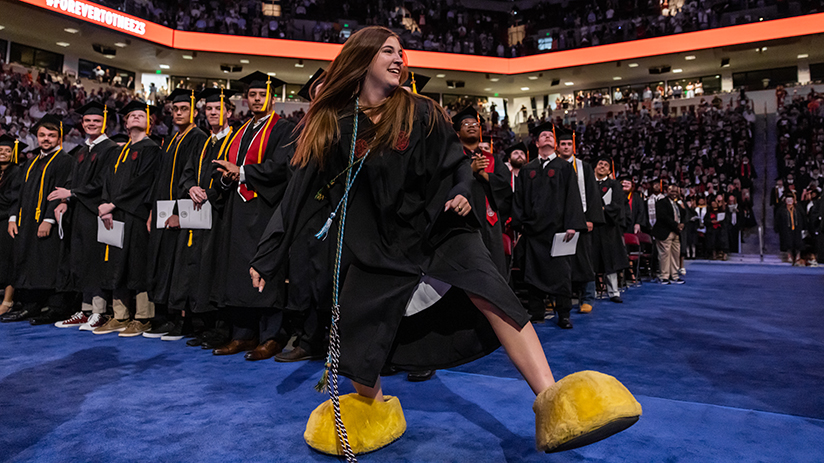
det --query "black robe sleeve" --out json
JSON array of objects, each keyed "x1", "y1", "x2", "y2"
[
  {"x1": 602, "y1": 179, "x2": 626, "y2": 227},
  {"x1": 180, "y1": 137, "x2": 210, "y2": 193},
  {"x1": 241, "y1": 119, "x2": 297, "y2": 205},
  {"x1": 44, "y1": 155, "x2": 73, "y2": 222},
  {"x1": 564, "y1": 164, "x2": 588, "y2": 232},
  {"x1": 108, "y1": 144, "x2": 163, "y2": 219},
  {"x1": 2, "y1": 165, "x2": 23, "y2": 221},
  {"x1": 72, "y1": 142, "x2": 118, "y2": 213}
]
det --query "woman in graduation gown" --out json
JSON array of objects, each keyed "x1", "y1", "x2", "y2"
[
  {"x1": 249, "y1": 26, "x2": 640, "y2": 456},
  {"x1": 704, "y1": 196, "x2": 730, "y2": 260},
  {"x1": 775, "y1": 194, "x2": 805, "y2": 265},
  {"x1": 0, "y1": 135, "x2": 24, "y2": 315}
]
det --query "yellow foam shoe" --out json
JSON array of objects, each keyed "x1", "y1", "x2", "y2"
[
  {"x1": 579, "y1": 303, "x2": 593, "y2": 314},
  {"x1": 305, "y1": 393, "x2": 406, "y2": 455},
  {"x1": 534, "y1": 370, "x2": 642, "y2": 453}
]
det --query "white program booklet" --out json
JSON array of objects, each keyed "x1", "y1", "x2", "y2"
[
  {"x1": 551, "y1": 232, "x2": 580, "y2": 257},
  {"x1": 97, "y1": 217, "x2": 125, "y2": 248},
  {"x1": 602, "y1": 188, "x2": 613, "y2": 206},
  {"x1": 156, "y1": 200, "x2": 176, "y2": 229},
  {"x1": 178, "y1": 199, "x2": 212, "y2": 229},
  {"x1": 716, "y1": 212, "x2": 726, "y2": 222}
]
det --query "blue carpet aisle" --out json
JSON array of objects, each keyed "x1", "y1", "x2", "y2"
[{"x1": 1, "y1": 262, "x2": 823, "y2": 462}]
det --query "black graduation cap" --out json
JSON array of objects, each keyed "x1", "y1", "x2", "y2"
[
  {"x1": 556, "y1": 127, "x2": 574, "y2": 141},
  {"x1": 32, "y1": 113, "x2": 65, "y2": 134},
  {"x1": 451, "y1": 106, "x2": 484, "y2": 131},
  {"x1": 110, "y1": 133, "x2": 130, "y2": 144},
  {"x1": 504, "y1": 142, "x2": 528, "y2": 158},
  {"x1": 167, "y1": 88, "x2": 197, "y2": 105},
  {"x1": 530, "y1": 121, "x2": 556, "y2": 138},
  {"x1": 297, "y1": 68, "x2": 325, "y2": 102},
  {"x1": 238, "y1": 71, "x2": 286, "y2": 90},
  {"x1": 0, "y1": 134, "x2": 28, "y2": 164},
  {"x1": 75, "y1": 101, "x2": 107, "y2": 117},
  {"x1": 403, "y1": 71, "x2": 430, "y2": 94},
  {"x1": 197, "y1": 88, "x2": 240, "y2": 103},
  {"x1": 119, "y1": 100, "x2": 160, "y2": 116}
]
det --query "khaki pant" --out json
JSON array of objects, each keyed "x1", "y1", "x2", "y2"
[
  {"x1": 656, "y1": 232, "x2": 681, "y2": 281},
  {"x1": 113, "y1": 291, "x2": 154, "y2": 320}
]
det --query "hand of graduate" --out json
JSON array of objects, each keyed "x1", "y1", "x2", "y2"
[
  {"x1": 47, "y1": 187, "x2": 72, "y2": 202},
  {"x1": 165, "y1": 214, "x2": 180, "y2": 229},
  {"x1": 7, "y1": 221, "x2": 17, "y2": 238},
  {"x1": 563, "y1": 229, "x2": 576, "y2": 242},
  {"x1": 678, "y1": 223, "x2": 685, "y2": 231},
  {"x1": 634, "y1": 224, "x2": 641, "y2": 234},
  {"x1": 250, "y1": 267, "x2": 265, "y2": 293},
  {"x1": 37, "y1": 221, "x2": 52, "y2": 238},
  {"x1": 189, "y1": 186, "x2": 208, "y2": 206},
  {"x1": 212, "y1": 159, "x2": 240, "y2": 181},
  {"x1": 445, "y1": 195, "x2": 471, "y2": 217},
  {"x1": 586, "y1": 221, "x2": 593, "y2": 232},
  {"x1": 98, "y1": 203, "x2": 115, "y2": 217},
  {"x1": 101, "y1": 213, "x2": 114, "y2": 230},
  {"x1": 471, "y1": 155, "x2": 489, "y2": 174},
  {"x1": 147, "y1": 211, "x2": 152, "y2": 232},
  {"x1": 54, "y1": 203, "x2": 68, "y2": 222}
]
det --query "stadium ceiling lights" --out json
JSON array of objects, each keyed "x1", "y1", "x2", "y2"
[
  {"x1": 64, "y1": 27, "x2": 79, "y2": 33},
  {"x1": 685, "y1": 55, "x2": 696, "y2": 60},
  {"x1": 295, "y1": 59, "x2": 304, "y2": 68},
  {"x1": 613, "y1": 77, "x2": 622, "y2": 80},
  {"x1": 240, "y1": 59, "x2": 250, "y2": 64},
  {"x1": 564, "y1": 82, "x2": 574, "y2": 86},
  {"x1": 672, "y1": 69, "x2": 683, "y2": 73},
  {"x1": 484, "y1": 88, "x2": 492, "y2": 91},
  {"x1": 436, "y1": 74, "x2": 446, "y2": 78},
  {"x1": 114, "y1": 42, "x2": 128, "y2": 48},
  {"x1": 628, "y1": 63, "x2": 639, "y2": 68},
  {"x1": 0, "y1": 26, "x2": 5, "y2": 31},
  {"x1": 490, "y1": 78, "x2": 499, "y2": 82},
  {"x1": 798, "y1": 54, "x2": 809, "y2": 59},
  {"x1": 159, "y1": 64, "x2": 170, "y2": 69},
  {"x1": 182, "y1": 55, "x2": 193, "y2": 60},
  {"x1": 56, "y1": 42, "x2": 70, "y2": 47},
  {"x1": 528, "y1": 76, "x2": 538, "y2": 80},
  {"x1": 267, "y1": 72, "x2": 277, "y2": 76},
  {"x1": 520, "y1": 87, "x2": 530, "y2": 91}
]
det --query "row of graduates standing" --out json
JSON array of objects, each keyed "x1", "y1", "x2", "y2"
[
  {"x1": 0, "y1": 71, "x2": 331, "y2": 363},
  {"x1": 448, "y1": 107, "x2": 634, "y2": 331}
]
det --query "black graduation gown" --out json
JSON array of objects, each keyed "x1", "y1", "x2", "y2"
[
  {"x1": 511, "y1": 156, "x2": 587, "y2": 297},
  {"x1": 148, "y1": 126, "x2": 208, "y2": 305},
  {"x1": 463, "y1": 146, "x2": 512, "y2": 278},
  {"x1": 10, "y1": 150, "x2": 73, "y2": 290},
  {"x1": 252, "y1": 99, "x2": 527, "y2": 387},
  {"x1": 97, "y1": 138, "x2": 162, "y2": 291},
  {"x1": 569, "y1": 159, "x2": 605, "y2": 283},
  {"x1": 210, "y1": 116, "x2": 295, "y2": 309},
  {"x1": 704, "y1": 207, "x2": 730, "y2": 252},
  {"x1": 69, "y1": 137, "x2": 118, "y2": 292},
  {"x1": 168, "y1": 129, "x2": 231, "y2": 312},
  {"x1": 0, "y1": 164, "x2": 22, "y2": 287},
  {"x1": 775, "y1": 205, "x2": 804, "y2": 252},
  {"x1": 592, "y1": 177, "x2": 630, "y2": 274},
  {"x1": 623, "y1": 191, "x2": 648, "y2": 234}
]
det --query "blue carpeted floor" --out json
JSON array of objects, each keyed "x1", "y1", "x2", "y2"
[{"x1": 2, "y1": 262, "x2": 823, "y2": 462}]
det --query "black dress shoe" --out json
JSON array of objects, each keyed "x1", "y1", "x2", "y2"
[
  {"x1": 29, "y1": 313, "x2": 63, "y2": 326},
  {"x1": 407, "y1": 370, "x2": 436, "y2": 382},
  {"x1": 186, "y1": 336, "x2": 203, "y2": 347},
  {"x1": 1, "y1": 308, "x2": 39, "y2": 323},
  {"x1": 380, "y1": 365, "x2": 401, "y2": 377},
  {"x1": 609, "y1": 296, "x2": 624, "y2": 303},
  {"x1": 556, "y1": 316, "x2": 573, "y2": 329},
  {"x1": 274, "y1": 346, "x2": 324, "y2": 363}
]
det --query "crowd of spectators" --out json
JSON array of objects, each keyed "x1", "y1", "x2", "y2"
[
  {"x1": 97, "y1": 0, "x2": 820, "y2": 57},
  {"x1": 773, "y1": 87, "x2": 824, "y2": 264}
]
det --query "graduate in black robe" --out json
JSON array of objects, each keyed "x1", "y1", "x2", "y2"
[
  {"x1": 452, "y1": 106, "x2": 512, "y2": 278},
  {"x1": 168, "y1": 88, "x2": 238, "y2": 342},
  {"x1": 511, "y1": 121, "x2": 587, "y2": 329},
  {"x1": 144, "y1": 89, "x2": 208, "y2": 337},
  {"x1": 93, "y1": 101, "x2": 163, "y2": 336},
  {"x1": 0, "y1": 135, "x2": 24, "y2": 317},
  {"x1": 775, "y1": 195, "x2": 804, "y2": 265},
  {"x1": 621, "y1": 177, "x2": 648, "y2": 234},
  {"x1": 46, "y1": 102, "x2": 118, "y2": 327},
  {"x1": 209, "y1": 71, "x2": 296, "y2": 361},
  {"x1": 556, "y1": 128, "x2": 604, "y2": 314},
  {"x1": 704, "y1": 197, "x2": 730, "y2": 260},
  {"x1": 591, "y1": 157, "x2": 629, "y2": 302},
  {"x1": 5, "y1": 115, "x2": 73, "y2": 323}
]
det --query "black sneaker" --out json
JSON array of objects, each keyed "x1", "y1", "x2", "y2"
[
  {"x1": 658, "y1": 279, "x2": 670, "y2": 285},
  {"x1": 671, "y1": 278, "x2": 686, "y2": 285},
  {"x1": 161, "y1": 321, "x2": 185, "y2": 341},
  {"x1": 142, "y1": 321, "x2": 175, "y2": 338}
]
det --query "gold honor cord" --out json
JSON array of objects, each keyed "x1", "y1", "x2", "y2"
[
  {"x1": 220, "y1": 89, "x2": 225, "y2": 126},
  {"x1": 107, "y1": 140, "x2": 134, "y2": 262},
  {"x1": 190, "y1": 91, "x2": 196, "y2": 125},
  {"x1": 13, "y1": 140, "x2": 18, "y2": 164},
  {"x1": 146, "y1": 105, "x2": 151, "y2": 135},
  {"x1": 411, "y1": 71, "x2": 417, "y2": 94},
  {"x1": 19, "y1": 148, "x2": 63, "y2": 224},
  {"x1": 209, "y1": 126, "x2": 239, "y2": 190},
  {"x1": 102, "y1": 105, "x2": 108, "y2": 133},
  {"x1": 169, "y1": 125, "x2": 195, "y2": 200}
]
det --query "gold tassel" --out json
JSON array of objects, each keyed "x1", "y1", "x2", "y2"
[
  {"x1": 59, "y1": 121, "x2": 63, "y2": 147},
  {"x1": 477, "y1": 114, "x2": 483, "y2": 143},
  {"x1": 105, "y1": 244, "x2": 109, "y2": 261},
  {"x1": 146, "y1": 104, "x2": 151, "y2": 135},
  {"x1": 188, "y1": 230, "x2": 193, "y2": 247},
  {"x1": 572, "y1": 131, "x2": 576, "y2": 154},
  {"x1": 219, "y1": 89, "x2": 225, "y2": 127},
  {"x1": 261, "y1": 77, "x2": 272, "y2": 112},
  {"x1": 13, "y1": 140, "x2": 18, "y2": 164},
  {"x1": 190, "y1": 90, "x2": 195, "y2": 125},
  {"x1": 552, "y1": 125, "x2": 557, "y2": 150},
  {"x1": 411, "y1": 71, "x2": 417, "y2": 94},
  {"x1": 102, "y1": 105, "x2": 108, "y2": 134}
]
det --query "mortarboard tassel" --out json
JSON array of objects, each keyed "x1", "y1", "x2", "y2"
[
  {"x1": 572, "y1": 131, "x2": 576, "y2": 154},
  {"x1": 146, "y1": 104, "x2": 151, "y2": 135},
  {"x1": 552, "y1": 124, "x2": 557, "y2": 150},
  {"x1": 490, "y1": 137, "x2": 494, "y2": 154},
  {"x1": 188, "y1": 230, "x2": 193, "y2": 247},
  {"x1": 104, "y1": 245, "x2": 109, "y2": 262},
  {"x1": 261, "y1": 76, "x2": 272, "y2": 112},
  {"x1": 59, "y1": 121, "x2": 63, "y2": 147},
  {"x1": 477, "y1": 114, "x2": 483, "y2": 143},
  {"x1": 411, "y1": 71, "x2": 417, "y2": 94},
  {"x1": 190, "y1": 90, "x2": 195, "y2": 125},
  {"x1": 611, "y1": 158, "x2": 615, "y2": 179},
  {"x1": 219, "y1": 89, "x2": 225, "y2": 127},
  {"x1": 13, "y1": 140, "x2": 18, "y2": 164},
  {"x1": 102, "y1": 105, "x2": 108, "y2": 134}
]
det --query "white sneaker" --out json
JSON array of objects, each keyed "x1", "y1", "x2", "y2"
[
  {"x1": 809, "y1": 260, "x2": 819, "y2": 267},
  {"x1": 79, "y1": 313, "x2": 107, "y2": 331},
  {"x1": 55, "y1": 312, "x2": 88, "y2": 328},
  {"x1": 678, "y1": 267, "x2": 686, "y2": 275}
]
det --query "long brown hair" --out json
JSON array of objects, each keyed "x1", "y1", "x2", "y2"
[{"x1": 293, "y1": 26, "x2": 435, "y2": 169}]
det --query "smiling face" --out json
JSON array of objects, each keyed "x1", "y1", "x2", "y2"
[
  {"x1": 37, "y1": 126, "x2": 60, "y2": 151},
  {"x1": 364, "y1": 36, "x2": 404, "y2": 96},
  {"x1": 0, "y1": 146, "x2": 12, "y2": 163},
  {"x1": 595, "y1": 160, "x2": 611, "y2": 178},
  {"x1": 457, "y1": 117, "x2": 480, "y2": 142},
  {"x1": 82, "y1": 114, "x2": 104, "y2": 137},
  {"x1": 204, "y1": 101, "x2": 231, "y2": 128}
]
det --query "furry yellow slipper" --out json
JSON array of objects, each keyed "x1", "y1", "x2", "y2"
[
  {"x1": 304, "y1": 393, "x2": 406, "y2": 455},
  {"x1": 533, "y1": 370, "x2": 642, "y2": 453}
]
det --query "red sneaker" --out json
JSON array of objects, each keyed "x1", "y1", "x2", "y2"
[{"x1": 55, "y1": 312, "x2": 88, "y2": 328}]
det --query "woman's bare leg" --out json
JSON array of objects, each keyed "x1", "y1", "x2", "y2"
[
  {"x1": 353, "y1": 377, "x2": 384, "y2": 402},
  {"x1": 468, "y1": 293, "x2": 555, "y2": 394},
  {"x1": 0, "y1": 285, "x2": 13, "y2": 316}
]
